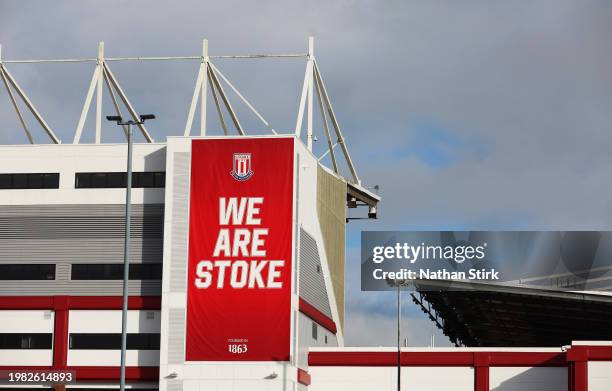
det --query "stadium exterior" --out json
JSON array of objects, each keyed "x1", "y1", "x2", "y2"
[
  {"x1": 0, "y1": 137, "x2": 363, "y2": 390},
  {"x1": 0, "y1": 39, "x2": 611, "y2": 391}
]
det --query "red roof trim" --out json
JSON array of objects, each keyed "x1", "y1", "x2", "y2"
[
  {"x1": 0, "y1": 296, "x2": 161, "y2": 310},
  {"x1": 309, "y1": 351, "x2": 567, "y2": 367},
  {"x1": 299, "y1": 298, "x2": 337, "y2": 334},
  {"x1": 567, "y1": 346, "x2": 612, "y2": 361}
]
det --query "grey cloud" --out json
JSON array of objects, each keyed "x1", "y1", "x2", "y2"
[{"x1": 1, "y1": 0, "x2": 612, "y2": 345}]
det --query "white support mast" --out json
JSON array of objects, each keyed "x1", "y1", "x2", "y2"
[
  {"x1": 74, "y1": 42, "x2": 103, "y2": 144},
  {"x1": 0, "y1": 44, "x2": 60, "y2": 144},
  {"x1": 95, "y1": 42, "x2": 103, "y2": 143},
  {"x1": 74, "y1": 42, "x2": 154, "y2": 144},
  {"x1": 200, "y1": 40, "x2": 208, "y2": 136},
  {"x1": 207, "y1": 64, "x2": 244, "y2": 135},
  {"x1": 313, "y1": 61, "x2": 360, "y2": 184},
  {"x1": 307, "y1": 37, "x2": 314, "y2": 151},
  {"x1": 184, "y1": 40, "x2": 209, "y2": 137},
  {"x1": 1, "y1": 38, "x2": 364, "y2": 186},
  {"x1": 314, "y1": 70, "x2": 338, "y2": 173},
  {"x1": 103, "y1": 64, "x2": 154, "y2": 142},
  {"x1": 0, "y1": 45, "x2": 33, "y2": 144},
  {"x1": 295, "y1": 37, "x2": 314, "y2": 147}
]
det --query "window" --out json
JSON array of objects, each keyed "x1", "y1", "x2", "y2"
[
  {"x1": 75, "y1": 172, "x2": 165, "y2": 188},
  {"x1": 312, "y1": 322, "x2": 318, "y2": 341},
  {"x1": 325, "y1": 335, "x2": 328, "y2": 344},
  {"x1": 0, "y1": 333, "x2": 53, "y2": 349},
  {"x1": 70, "y1": 263, "x2": 162, "y2": 280},
  {"x1": 0, "y1": 264, "x2": 55, "y2": 280},
  {"x1": 69, "y1": 333, "x2": 160, "y2": 350},
  {"x1": 0, "y1": 173, "x2": 59, "y2": 189}
]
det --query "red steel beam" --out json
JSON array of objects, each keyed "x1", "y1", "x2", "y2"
[
  {"x1": 299, "y1": 298, "x2": 337, "y2": 334},
  {"x1": 0, "y1": 296, "x2": 161, "y2": 310}
]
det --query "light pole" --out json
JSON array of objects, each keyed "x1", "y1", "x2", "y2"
[
  {"x1": 386, "y1": 278, "x2": 409, "y2": 391},
  {"x1": 106, "y1": 114, "x2": 155, "y2": 391}
]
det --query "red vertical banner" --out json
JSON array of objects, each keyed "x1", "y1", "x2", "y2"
[{"x1": 185, "y1": 137, "x2": 294, "y2": 361}]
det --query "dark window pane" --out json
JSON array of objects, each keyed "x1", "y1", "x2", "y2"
[
  {"x1": 91, "y1": 173, "x2": 107, "y2": 188},
  {"x1": 42, "y1": 173, "x2": 60, "y2": 188},
  {"x1": 0, "y1": 264, "x2": 55, "y2": 280},
  {"x1": 69, "y1": 333, "x2": 160, "y2": 350},
  {"x1": 153, "y1": 172, "x2": 165, "y2": 187},
  {"x1": 0, "y1": 175, "x2": 11, "y2": 189},
  {"x1": 312, "y1": 322, "x2": 318, "y2": 340},
  {"x1": 12, "y1": 174, "x2": 27, "y2": 189},
  {"x1": 75, "y1": 173, "x2": 92, "y2": 188},
  {"x1": 131, "y1": 172, "x2": 140, "y2": 188},
  {"x1": 107, "y1": 172, "x2": 126, "y2": 188},
  {"x1": 75, "y1": 172, "x2": 165, "y2": 188},
  {"x1": 140, "y1": 172, "x2": 155, "y2": 188},
  {"x1": 0, "y1": 333, "x2": 52, "y2": 349},
  {"x1": 0, "y1": 173, "x2": 59, "y2": 189},
  {"x1": 71, "y1": 264, "x2": 122, "y2": 280},
  {"x1": 72, "y1": 263, "x2": 161, "y2": 280},
  {"x1": 27, "y1": 174, "x2": 43, "y2": 189},
  {"x1": 129, "y1": 263, "x2": 162, "y2": 280}
]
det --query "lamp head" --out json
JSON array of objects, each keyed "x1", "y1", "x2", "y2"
[{"x1": 106, "y1": 115, "x2": 122, "y2": 123}]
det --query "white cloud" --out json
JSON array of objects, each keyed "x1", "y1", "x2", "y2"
[{"x1": 345, "y1": 308, "x2": 451, "y2": 347}]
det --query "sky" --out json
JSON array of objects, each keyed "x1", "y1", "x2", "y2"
[{"x1": 1, "y1": 0, "x2": 612, "y2": 347}]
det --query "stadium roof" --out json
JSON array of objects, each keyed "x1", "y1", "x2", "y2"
[{"x1": 412, "y1": 281, "x2": 612, "y2": 347}]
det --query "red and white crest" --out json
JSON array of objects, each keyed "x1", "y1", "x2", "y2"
[{"x1": 230, "y1": 153, "x2": 253, "y2": 181}]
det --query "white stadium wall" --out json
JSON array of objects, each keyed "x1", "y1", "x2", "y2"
[
  {"x1": 67, "y1": 310, "x2": 160, "y2": 366},
  {"x1": 0, "y1": 143, "x2": 166, "y2": 206},
  {"x1": 307, "y1": 345, "x2": 612, "y2": 391},
  {"x1": 0, "y1": 143, "x2": 165, "y2": 387},
  {"x1": 0, "y1": 310, "x2": 54, "y2": 366},
  {"x1": 309, "y1": 366, "x2": 474, "y2": 391},
  {"x1": 489, "y1": 367, "x2": 567, "y2": 391},
  {"x1": 588, "y1": 362, "x2": 612, "y2": 391}
]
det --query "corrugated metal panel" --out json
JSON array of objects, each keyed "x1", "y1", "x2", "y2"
[
  {"x1": 0, "y1": 239, "x2": 162, "y2": 262},
  {"x1": 0, "y1": 216, "x2": 162, "y2": 238},
  {"x1": 299, "y1": 228, "x2": 332, "y2": 318},
  {"x1": 0, "y1": 205, "x2": 163, "y2": 239},
  {"x1": 0, "y1": 204, "x2": 163, "y2": 216},
  {"x1": 167, "y1": 308, "x2": 186, "y2": 364},
  {"x1": 169, "y1": 152, "x2": 190, "y2": 293},
  {"x1": 316, "y1": 166, "x2": 347, "y2": 328},
  {"x1": 0, "y1": 204, "x2": 163, "y2": 296},
  {"x1": 0, "y1": 280, "x2": 161, "y2": 296},
  {"x1": 163, "y1": 151, "x2": 190, "y2": 369}
]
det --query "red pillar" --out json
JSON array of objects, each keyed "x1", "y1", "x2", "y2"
[
  {"x1": 567, "y1": 346, "x2": 588, "y2": 391},
  {"x1": 572, "y1": 361, "x2": 588, "y2": 391},
  {"x1": 474, "y1": 352, "x2": 490, "y2": 391},
  {"x1": 52, "y1": 296, "x2": 69, "y2": 368}
]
